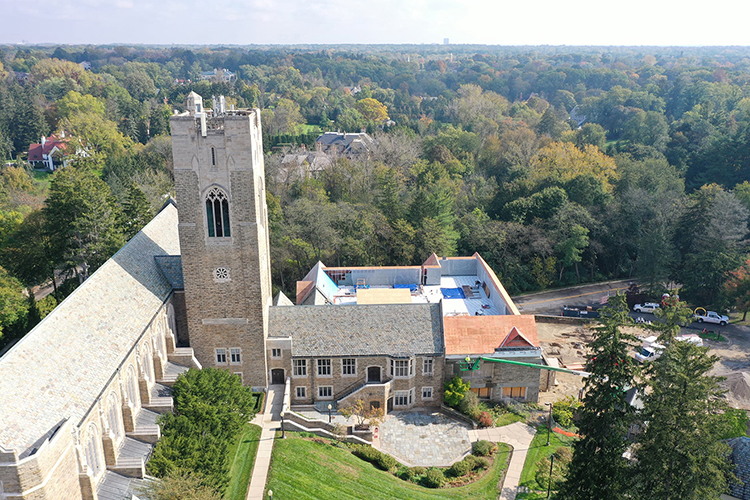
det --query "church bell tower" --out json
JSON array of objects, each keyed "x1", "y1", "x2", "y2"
[{"x1": 170, "y1": 92, "x2": 272, "y2": 389}]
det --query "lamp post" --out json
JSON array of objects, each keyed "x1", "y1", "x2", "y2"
[
  {"x1": 547, "y1": 454, "x2": 554, "y2": 498},
  {"x1": 327, "y1": 403, "x2": 332, "y2": 423},
  {"x1": 545, "y1": 402, "x2": 553, "y2": 446},
  {"x1": 268, "y1": 490, "x2": 273, "y2": 500}
]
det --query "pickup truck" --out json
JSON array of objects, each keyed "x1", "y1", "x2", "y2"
[
  {"x1": 633, "y1": 302, "x2": 660, "y2": 313},
  {"x1": 694, "y1": 311, "x2": 729, "y2": 326},
  {"x1": 635, "y1": 334, "x2": 704, "y2": 363}
]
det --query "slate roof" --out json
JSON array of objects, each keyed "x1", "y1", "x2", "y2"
[
  {"x1": 0, "y1": 203, "x2": 180, "y2": 455},
  {"x1": 269, "y1": 303, "x2": 443, "y2": 357},
  {"x1": 154, "y1": 255, "x2": 184, "y2": 289},
  {"x1": 728, "y1": 437, "x2": 750, "y2": 499}
]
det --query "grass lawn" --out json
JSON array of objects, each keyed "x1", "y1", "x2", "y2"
[
  {"x1": 224, "y1": 423, "x2": 263, "y2": 500},
  {"x1": 298, "y1": 124, "x2": 323, "y2": 134},
  {"x1": 495, "y1": 412, "x2": 525, "y2": 427},
  {"x1": 265, "y1": 434, "x2": 510, "y2": 500},
  {"x1": 32, "y1": 170, "x2": 51, "y2": 191},
  {"x1": 517, "y1": 425, "x2": 577, "y2": 498}
]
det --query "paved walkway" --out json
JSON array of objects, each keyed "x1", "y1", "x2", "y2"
[
  {"x1": 469, "y1": 422, "x2": 537, "y2": 500},
  {"x1": 246, "y1": 385, "x2": 284, "y2": 500},
  {"x1": 378, "y1": 410, "x2": 472, "y2": 466}
]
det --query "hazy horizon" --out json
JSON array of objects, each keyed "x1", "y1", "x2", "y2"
[{"x1": 3, "y1": 0, "x2": 750, "y2": 47}]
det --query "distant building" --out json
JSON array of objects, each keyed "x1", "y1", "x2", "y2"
[
  {"x1": 198, "y1": 68, "x2": 236, "y2": 83},
  {"x1": 280, "y1": 151, "x2": 332, "y2": 180},
  {"x1": 315, "y1": 131, "x2": 374, "y2": 157},
  {"x1": 444, "y1": 38, "x2": 450, "y2": 45},
  {"x1": 27, "y1": 134, "x2": 70, "y2": 172}
]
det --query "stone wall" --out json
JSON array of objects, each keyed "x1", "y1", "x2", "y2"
[
  {"x1": 171, "y1": 110, "x2": 271, "y2": 389},
  {"x1": 287, "y1": 354, "x2": 443, "y2": 410}
]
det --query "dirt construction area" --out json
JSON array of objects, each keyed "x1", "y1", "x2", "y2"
[{"x1": 535, "y1": 319, "x2": 750, "y2": 411}]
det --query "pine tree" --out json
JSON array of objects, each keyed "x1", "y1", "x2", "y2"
[
  {"x1": 556, "y1": 294, "x2": 638, "y2": 500},
  {"x1": 121, "y1": 183, "x2": 153, "y2": 240},
  {"x1": 631, "y1": 340, "x2": 733, "y2": 500}
]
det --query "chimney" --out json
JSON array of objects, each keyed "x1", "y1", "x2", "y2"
[{"x1": 41, "y1": 136, "x2": 46, "y2": 147}]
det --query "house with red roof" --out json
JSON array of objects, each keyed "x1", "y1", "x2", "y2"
[{"x1": 27, "y1": 134, "x2": 70, "y2": 172}]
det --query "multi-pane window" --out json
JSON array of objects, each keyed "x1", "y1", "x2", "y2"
[
  {"x1": 391, "y1": 358, "x2": 413, "y2": 378},
  {"x1": 295, "y1": 386, "x2": 306, "y2": 399},
  {"x1": 342, "y1": 358, "x2": 356, "y2": 376},
  {"x1": 205, "y1": 187, "x2": 231, "y2": 238},
  {"x1": 423, "y1": 357, "x2": 434, "y2": 376},
  {"x1": 233, "y1": 372, "x2": 244, "y2": 383},
  {"x1": 293, "y1": 359, "x2": 307, "y2": 377},
  {"x1": 271, "y1": 348, "x2": 282, "y2": 358},
  {"x1": 230, "y1": 348, "x2": 241, "y2": 364},
  {"x1": 422, "y1": 387, "x2": 433, "y2": 400},
  {"x1": 215, "y1": 348, "x2": 226, "y2": 364},
  {"x1": 317, "y1": 358, "x2": 331, "y2": 376},
  {"x1": 318, "y1": 386, "x2": 333, "y2": 399},
  {"x1": 394, "y1": 389, "x2": 414, "y2": 407},
  {"x1": 502, "y1": 387, "x2": 526, "y2": 399}
]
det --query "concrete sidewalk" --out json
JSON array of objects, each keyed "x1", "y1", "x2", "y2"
[
  {"x1": 245, "y1": 385, "x2": 284, "y2": 500},
  {"x1": 469, "y1": 421, "x2": 536, "y2": 500}
]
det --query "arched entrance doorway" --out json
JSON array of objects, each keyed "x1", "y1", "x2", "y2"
[{"x1": 271, "y1": 368, "x2": 285, "y2": 384}]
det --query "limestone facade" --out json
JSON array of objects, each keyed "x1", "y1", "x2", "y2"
[
  {"x1": 171, "y1": 98, "x2": 272, "y2": 389},
  {"x1": 0, "y1": 297, "x2": 181, "y2": 500}
]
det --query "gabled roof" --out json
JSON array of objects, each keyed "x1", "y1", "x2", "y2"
[
  {"x1": 269, "y1": 303, "x2": 443, "y2": 357},
  {"x1": 0, "y1": 203, "x2": 180, "y2": 455},
  {"x1": 273, "y1": 291, "x2": 294, "y2": 306},
  {"x1": 443, "y1": 315, "x2": 539, "y2": 356},
  {"x1": 28, "y1": 135, "x2": 68, "y2": 161},
  {"x1": 499, "y1": 326, "x2": 536, "y2": 348}
]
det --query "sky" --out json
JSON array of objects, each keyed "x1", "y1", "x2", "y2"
[{"x1": 3, "y1": 0, "x2": 750, "y2": 46}]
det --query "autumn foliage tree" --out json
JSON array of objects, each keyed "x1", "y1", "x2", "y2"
[{"x1": 725, "y1": 259, "x2": 750, "y2": 320}]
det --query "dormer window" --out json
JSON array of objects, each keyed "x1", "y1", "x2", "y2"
[{"x1": 206, "y1": 187, "x2": 230, "y2": 238}]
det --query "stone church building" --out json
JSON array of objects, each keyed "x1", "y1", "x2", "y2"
[{"x1": 0, "y1": 93, "x2": 545, "y2": 500}]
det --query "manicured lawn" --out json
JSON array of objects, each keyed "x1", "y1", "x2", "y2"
[
  {"x1": 32, "y1": 170, "x2": 51, "y2": 191},
  {"x1": 225, "y1": 423, "x2": 263, "y2": 500},
  {"x1": 265, "y1": 434, "x2": 510, "y2": 500},
  {"x1": 495, "y1": 412, "x2": 525, "y2": 427},
  {"x1": 518, "y1": 425, "x2": 577, "y2": 496}
]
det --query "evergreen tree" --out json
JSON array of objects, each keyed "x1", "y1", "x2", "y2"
[
  {"x1": 121, "y1": 183, "x2": 153, "y2": 240},
  {"x1": 631, "y1": 340, "x2": 733, "y2": 500},
  {"x1": 556, "y1": 294, "x2": 638, "y2": 500},
  {"x1": 44, "y1": 163, "x2": 126, "y2": 281}
]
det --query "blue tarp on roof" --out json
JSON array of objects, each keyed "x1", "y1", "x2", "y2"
[
  {"x1": 441, "y1": 287, "x2": 466, "y2": 299},
  {"x1": 394, "y1": 284, "x2": 419, "y2": 292}
]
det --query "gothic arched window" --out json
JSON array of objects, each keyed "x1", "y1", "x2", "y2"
[{"x1": 205, "y1": 187, "x2": 231, "y2": 238}]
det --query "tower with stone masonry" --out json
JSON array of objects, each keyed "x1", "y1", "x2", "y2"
[{"x1": 170, "y1": 92, "x2": 272, "y2": 388}]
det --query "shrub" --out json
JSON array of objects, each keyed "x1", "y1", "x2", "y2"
[
  {"x1": 375, "y1": 453, "x2": 398, "y2": 471},
  {"x1": 448, "y1": 458, "x2": 474, "y2": 477},
  {"x1": 552, "y1": 396, "x2": 583, "y2": 428},
  {"x1": 472, "y1": 440, "x2": 497, "y2": 457},
  {"x1": 554, "y1": 446, "x2": 573, "y2": 462},
  {"x1": 422, "y1": 468, "x2": 446, "y2": 488},
  {"x1": 396, "y1": 466, "x2": 414, "y2": 481},
  {"x1": 477, "y1": 411, "x2": 493, "y2": 428},
  {"x1": 352, "y1": 445, "x2": 397, "y2": 471},
  {"x1": 459, "y1": 390, "x2": 480, "y2": 417},
  {"x1": 410, "y1": 466, "x2": 427, "y2": 476},
  {"x1": 444, "y1": 375, "x2": 471, "y2": 408},
  {"x1": 474, "y1": 457, "x2": 490, "y2": 469}
]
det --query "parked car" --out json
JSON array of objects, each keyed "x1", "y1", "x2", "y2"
[
  {"x1": 694, "y1": 310, "x2": 729, "y2": 326},
  {"x1": 635, "y1": 334, "x2": 704, "y2": 363},
  {"x1": 633, "y1": 302, "x2": 660, "y2": 313}
]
